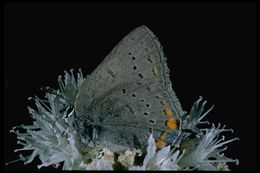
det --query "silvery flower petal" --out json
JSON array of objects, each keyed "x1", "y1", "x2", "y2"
[{"x1": 142, "y1": 134, "x2": 156, "y2": 169}]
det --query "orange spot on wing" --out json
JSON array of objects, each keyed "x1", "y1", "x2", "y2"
[
  {"x1": 164, "y1": 107, "x2": 173, "y2": 117},
  {"x1": 166, "y1": 118, "x2": 178, "y2": 130},
  {"x1": 156, "y1": 140, "x2": 167, "y2": 148}
]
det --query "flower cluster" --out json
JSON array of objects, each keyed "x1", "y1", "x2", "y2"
[{"x1": 7, "y1": 69, "x2": 239, "y2": 170}]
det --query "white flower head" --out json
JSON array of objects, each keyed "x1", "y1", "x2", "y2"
[
  {"x1": 6, "y1": 69, "x2": 239, "y2": 171},
  {"x1": 178, "y1": 123, "x2": 239, "y2": 170},
  {"x1": 130, "y1": 134, "x2": 182, "y2": 170}
]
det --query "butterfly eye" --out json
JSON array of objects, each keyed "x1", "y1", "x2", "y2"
[{"x1": 65, "y1": 106, "x2": 74, "y2": 117}]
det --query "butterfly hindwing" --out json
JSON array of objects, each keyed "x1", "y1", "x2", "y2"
[{"x1": 91, "y1": 81, "x2": 182, "y2": 150}]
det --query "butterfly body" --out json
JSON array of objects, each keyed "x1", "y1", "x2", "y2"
[{"x1": 73, "y1": 25, "x2": 185, "y2": 152}]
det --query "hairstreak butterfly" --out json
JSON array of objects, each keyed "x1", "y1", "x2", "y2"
[{"x1": 72, "y1": 25, "x2": 186, "y2": 152}]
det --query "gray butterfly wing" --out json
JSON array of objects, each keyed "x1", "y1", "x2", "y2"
[
  {"x1": 74, "y1": 25, "x2": 185, "y2": 150},
  {"x1": 89, "y1": 81, "x2": 183, "y2": 151}
]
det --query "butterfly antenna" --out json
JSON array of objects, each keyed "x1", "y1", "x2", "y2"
[
  {"x1": 41, "y1": 87, "x2": 75, "y2": 128},
  {"x1": 51, "y1": 115, "x2": 63, "y2": 128}
]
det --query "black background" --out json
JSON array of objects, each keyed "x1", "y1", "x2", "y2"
[{"x1": 4, "y1": 2, "x2": 256, "y2": 171}]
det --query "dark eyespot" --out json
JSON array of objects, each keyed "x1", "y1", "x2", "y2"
[
  {"x1": 138, "y1": 73, "x2": 144, "y2": 78},
  {"x1": 143, "y1": 112, "x2": 149, "y2": 115},
  {"x1": 122, "y1": 88, "x2": 126, "y2": 93},
  {"x1": 132, "y1": 57, "x2": 136, "y2": 60},
  {"x1": 146, "y1": 104, "x2": 150, "y2": 107},
  {"x1": 132, "y1": 93, "x2": 136, "y2": 97},
  {"x1": 128, "y1": 52, "x2": 131, "y2": 55},
  {"x1": 133, "y1": 66, "x2": 137, "y2": 70},
  {"x1": 147, "y1": 56, "x2": 153, "y2": 63},
  {"x1": 149, "y1": 119, "x2": 156, "y2": 124},
  {"x1": 141, "y1": 99, "x2": 145, "y2": 102}
]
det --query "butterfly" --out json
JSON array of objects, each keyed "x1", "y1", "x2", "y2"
[{"x1": 72, "y1": 25, "x2": 187, "y2": 152}]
